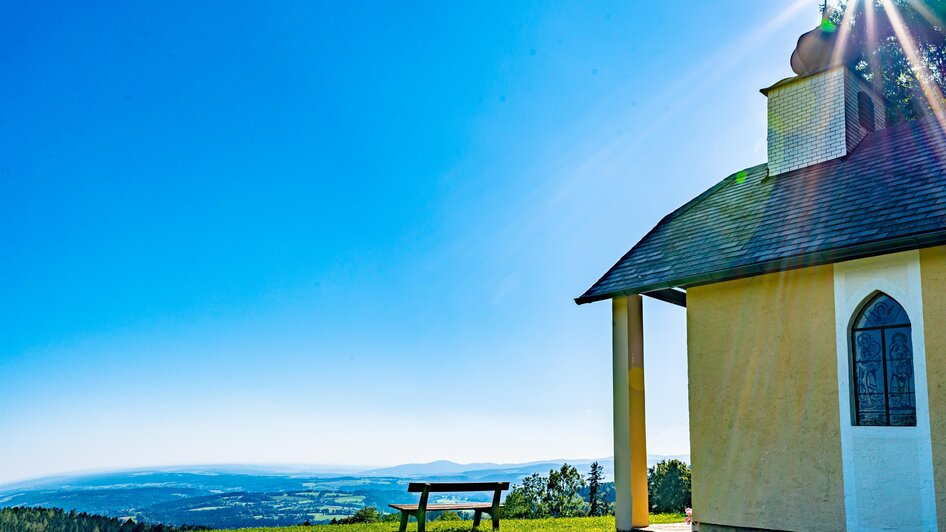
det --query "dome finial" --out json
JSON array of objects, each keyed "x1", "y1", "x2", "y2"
[{"x1": 790, "y1": 1, "x2": 851, "y2": 76}]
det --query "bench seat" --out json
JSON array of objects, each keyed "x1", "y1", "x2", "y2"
[{"x1": 389, "y1": 502, "x2": 493, "y2": 511}]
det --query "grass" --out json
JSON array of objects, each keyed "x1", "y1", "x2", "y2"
[{"x1": 222, "y1": 514, "x2": 687, "y2": 531}]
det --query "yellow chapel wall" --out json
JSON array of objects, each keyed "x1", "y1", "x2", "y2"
[
  {"x1": 920, "y1": 245, "x2": 946, "y2": 529},
  {"x1": 686, "y1": 264, "x2": 845, "y2": 531}
]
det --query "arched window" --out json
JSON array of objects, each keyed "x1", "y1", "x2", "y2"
[{"x1": 851, "y1": 293, "x2": 916, "y2": 426}]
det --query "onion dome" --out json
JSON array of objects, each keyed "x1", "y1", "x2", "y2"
[{"x1": 790, "y1": 12, "x2": 857, "y2": 76}]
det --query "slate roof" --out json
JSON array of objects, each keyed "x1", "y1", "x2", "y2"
[{"x1": 577, "y1": 114, "x2": 946, "y2": 305}]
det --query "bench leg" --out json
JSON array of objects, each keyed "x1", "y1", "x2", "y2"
[
  {"x1": 398, "y1": 511, "x2": 409, "y2": 532},
  {"x1": 492, "y1": 512, "x2": 499, "y2": 530},
  {"x1": 473, "y1": 509, "x2": 483, "y2": 528},
  {"x1": 416, "y1": 509, "x2": 426, "y2": 532}
]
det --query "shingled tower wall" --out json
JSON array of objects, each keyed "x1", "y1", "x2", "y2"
[{"x1": 764, "y1": 65, "x2": 885, "y2": 176}]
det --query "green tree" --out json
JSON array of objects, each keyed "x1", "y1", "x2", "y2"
[
  {"x1": 647, "y1": 459, "x2": 691, "y2": 513},
  {"x1": 333, "y1": 506, "x2": 382, "y2": 524},
  {"x1": 435, "y1": 511, "x2": 462, "y2": 521},
  {"x1": 586, "y1": 461, "x2": 606, "y2": 516},
  {"x1": 500, "y1": 489, "x2": 532, "y2": 519},
  {"x1": 829, "y1": 0, "x2": 946, "y2": 124},
  {"x1": 544, "y1": 463, "x2": 586, "y2": 517},
  {"x1": 501, "y1": 472, "x2": 547, "y2": 518}
]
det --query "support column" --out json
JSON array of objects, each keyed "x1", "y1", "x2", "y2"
[
  {"x1": 612, "y1": 295, "x2": 649, "y2": 531},
  {"x1": 627, "y1": 294, "x2": 649, "y2": 528},
  {"x1": 612, "y1": 297, "x2": 632, "y2": 531}
]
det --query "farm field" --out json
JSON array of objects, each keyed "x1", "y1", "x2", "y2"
[{"x1": 223, "y1": 514, "x2": 687, "y2": 532}]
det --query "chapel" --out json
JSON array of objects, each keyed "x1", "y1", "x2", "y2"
[{"x1": 579, "y1": 11, "x2": 946, "y2": 532}]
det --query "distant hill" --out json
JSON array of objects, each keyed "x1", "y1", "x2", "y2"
[
  {"x1": 360, "y1": 455, "x2": 690, "y2": 479},
  {"x1": 0, "y1": 456, "x2": 689, "y2": 529},
  {"x1": 362, "y1": 460, "x2": 507, "y2": 477}
]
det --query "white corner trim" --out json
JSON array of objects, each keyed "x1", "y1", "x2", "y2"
[{"x1": 833, "y1": 251, "x2": 937, "y2": 531}]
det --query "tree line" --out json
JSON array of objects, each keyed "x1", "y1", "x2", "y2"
[
  {"x1": 0, "y1": 507, "x2": 209, "y2": 532},
  {"x1": 501, "y1": 459, "x2": 690, "y2": 518}
]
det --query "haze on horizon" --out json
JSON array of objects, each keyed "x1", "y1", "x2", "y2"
[{"x1": 1, "y1": 1, "x2": 821, "y2": 485}]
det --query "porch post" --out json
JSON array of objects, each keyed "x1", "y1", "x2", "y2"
[
  {"x1": 612, "y1": 295, "x2": 649, "y2": 531},
  {"x1": 627, "y1": 294, "x2": 649, "y2": 528},
  {"x1": 612, "y1": 297, "x2": 632, "y2": 531}
]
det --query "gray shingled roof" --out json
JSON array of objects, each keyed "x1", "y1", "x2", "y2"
[{"x1": 577, "y1": 115, "x2": 946, "y2": 305}]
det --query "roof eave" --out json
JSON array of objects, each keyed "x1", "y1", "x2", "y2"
[{"x1": 574, "y1": 228, "x2": 946, "y2": 305}]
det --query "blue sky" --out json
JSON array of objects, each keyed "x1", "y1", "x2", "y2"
[{"x1": 1, "y1": 1, "x2": 822, "y2": 484}]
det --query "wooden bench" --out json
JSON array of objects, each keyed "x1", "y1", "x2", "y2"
[{"x1": 389, "y1": 481, "x2": 509, "y2": 532}]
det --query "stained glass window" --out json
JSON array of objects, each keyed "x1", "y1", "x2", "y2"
[{"x1": 851, "y1": 293, "x2": 916, "y2": 426}]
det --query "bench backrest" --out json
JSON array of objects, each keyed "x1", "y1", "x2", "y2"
[{"x1": 407, "y1": 482, "x2": 510, "y2": 493}]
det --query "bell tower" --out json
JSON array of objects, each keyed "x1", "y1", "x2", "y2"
[{"x1": 761, "y1": 9, "x2": 885, "y2": 176}]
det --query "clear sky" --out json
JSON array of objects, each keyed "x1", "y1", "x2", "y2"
[{"x1": 0, "y1": 1, "x2": 824, "y2": 484}]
